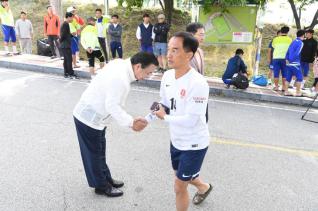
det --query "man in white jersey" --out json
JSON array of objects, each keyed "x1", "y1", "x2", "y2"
[
  {"x1": 73, "y1": 52, "x2": 158, "y2": 197},
  {"x1": 148, "y1": 32, "x2": 212, "y2": 211}
]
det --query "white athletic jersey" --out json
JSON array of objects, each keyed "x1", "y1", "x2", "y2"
[{"x1": 160, "y1": 68, "x2": 210, "y2": 151}]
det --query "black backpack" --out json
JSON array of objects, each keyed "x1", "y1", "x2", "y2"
[{"x1": 232, "y1": 57, "x2": 249, "y2": 89}]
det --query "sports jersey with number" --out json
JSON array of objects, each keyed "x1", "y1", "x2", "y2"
[{"x1": 160, "y1": 68, "x2": 210, "y2": 151}]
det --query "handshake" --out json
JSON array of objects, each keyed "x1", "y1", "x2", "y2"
[
  {"x1": 131, "y1": 102, "x2": 170, "y2": 132},
  {"x1": 132, "y1": 117, "x2": 148, "y2": 132}
]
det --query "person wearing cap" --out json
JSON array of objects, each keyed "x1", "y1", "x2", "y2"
[
  {"x1": 95, "y1": 8, "x2": 110, "y2": 62},
  {"x1": 136, "y1": 13, "x2": 155, "y2": 53},
  {"x1": 81, "y1": 17, "x2": 105, "y2": 75},
  {"x1": 60, "y1": 12, "x2": 78, "y2": 79},
  {"x1": 153, "y1": 14, "x2": 170, "y2": 72},
  {"x1": 0, "y1": 0, "x2": 19, "y2": 55},
  {"x1": 108, "y1": 14, "x2": 123, "y2": 59},
  {"x1": 15, "y1": 11, "x2": 33, "y2": 54},
  {"x1": 44, "y1": 5, "x2": 61, "y2": 59},
  {"x1": 300, "y1": 29, "x2": 317, "y2": 89}
]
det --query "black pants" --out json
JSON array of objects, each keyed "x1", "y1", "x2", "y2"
[
  {"x1": 110, "y1": 41, "x2": 123, "y2": 59},
  {"x1": 313, "y1": 78, "x2": 318, "y2": 87},
  {"x1": 48, "y1": 35, "x2": 62, "y2": 57},
  {"x1": 74, "y1": 117, "x2": 112, "y2": 188},
  {"x1": 98, "y1": 37, "x2": 109, "y2": 62},
  {"x1": 87, "y1": 50, "x2": 105, "y2": 67},
  {"x1": 61, "y1": 48, "x2": 74, "y2": 76}
]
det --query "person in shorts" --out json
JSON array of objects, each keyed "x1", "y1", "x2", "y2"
[
  {"x1": 0, "y1": 0, "x2": 19, "y2": 55},
  {"x1": 267, "y1": 30, "x2": 281, "y2": 85},
  {"x1": 153, "y1": 14, "x2": 170, "y2": 72},
  {"x1": 147, "y1": 32, "x2": 212, "y2": 211},
  {"x1": 81, "y1": 17, "x2": 105, "y2": 75},
  {"x1": 284, "y1": 30, "x2": 305, "y2": 97}
]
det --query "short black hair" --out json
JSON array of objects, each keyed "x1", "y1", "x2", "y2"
[
  {"x1": 131, "y1": 52, "x2": 159, "y2": 68},
  {"x1": 95, "y1": 8, "x2": 102, "y2": 13},
  {"x1": 173, "y1": 32, "x2": 199, "y2": 56},
  {"x1": 235, "y1": 49, "x2": 244, "y2": 55},
  {"x1": 143, "y1": 13, "x2": 150, "y2": 18},
  {"x1": 20, "y1": 11, "x2": 26, "y2": 15},
  {"x1": 277, "y1": 30, "x2": 281, "y2": 35},
  {"x1": 112, "y1": 14, "x2": 119, "y2": 19},
  {"x1": 186, "y1": 22, "x2": 204, "y2": 34},
  {"x1": 306, "y1": 29, "x2": 314, "y2": 34},
  {"x1": 297, "y1": 30, "x2": 305, "y2": 37},
  {"x1": 65, "y1": 12, "x2": 74, "y2": 18},
  {"x1": 280, "y1": 26, "x2": 290, "y2": 34},
  {"x1": 47, "y1": 5, "x2": 52, "y2": 9}
]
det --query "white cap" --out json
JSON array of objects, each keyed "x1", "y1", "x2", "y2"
[
  {"x1": 158, "y1": 14, "x2": 165, "y2": 19},
  {"x1": 66, "y1": 6, "x2": 75, "y2": 13}
]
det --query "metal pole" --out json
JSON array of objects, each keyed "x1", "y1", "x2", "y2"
[{"x1": 104, "y1": 0, "x2": 109, "y2": 16}]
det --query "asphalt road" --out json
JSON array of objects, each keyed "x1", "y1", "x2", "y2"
[{"x1": 0, "y1": 68, "x2": 318, "y2": 211}]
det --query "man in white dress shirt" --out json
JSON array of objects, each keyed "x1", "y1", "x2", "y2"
[{"x1": 73, "y1": 52, "x2": 158, "y2": 197}]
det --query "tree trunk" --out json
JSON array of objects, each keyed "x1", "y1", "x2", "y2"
[
  {"x1": 159, "y1": 0, "x2": 165, "y2": 11},
  {"x1": 50, "y1": 0, "x2": 62, "y2": 20},
  {"x1": 305, "y1": 9, "x2": 318, "y2": 30},
  {"x1": 288, "y1": 0, "x2": 301, "y2": 30},
  {"x1": 164, "y1": 0, "x2": 174, "y2": 24}
]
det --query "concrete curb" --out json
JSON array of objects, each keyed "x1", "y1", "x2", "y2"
[
  {"x1": 0, "y1": 60, "x2": 91, "y2": 79},
  {"x1": 134, "y1": 79, "x2": 318, "y2": 108},
  {"x1": 1, "y1": 60, "x2": 317, "y2": 108}
]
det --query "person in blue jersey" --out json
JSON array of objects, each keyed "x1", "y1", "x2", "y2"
[{"x1": 284, "y1": 30, "x2": 305, "y2": 97}]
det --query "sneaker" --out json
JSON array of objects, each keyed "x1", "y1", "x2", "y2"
[
  {"x1": 51, "y1": 56, "x2": 57, "y2": 59},
  {"x1": 13, "y1": 52, "x2": 21, "y2": 55},
  {"x1": 70, "y1": 74, "x2": 79, "y2": 79},
  {"x1": 64, "y1": 74, "x2": 69, "y2": 78}
]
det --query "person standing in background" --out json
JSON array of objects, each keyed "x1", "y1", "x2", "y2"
[
  {"x1": 15, "y1": 11, "x2": 33, "y2": 54},
  {"x1": 267, "y1": 30, "x2": 281, "y2": 86},
  {"x1": 67, "y1": 7, "x2": 81, "y2": 69},
  {"x1": 136, "y1": 13, "x2": 155, "y2": 53},
  {"x1": 153, "y1": 14, "x2": 170, "y2": 72},
  {"x1": 186, "y1": 22, "x2": 206, "y2": 75},
  {"x1": 95, "y1": 8, "x2": 110, "y2": 63},
  {"x1": 60, "y1": 12, "x2": 78, "y2": 79},
  {"x1": 108, "y1": 14, "x2": 123, "y2": 59},
  {"x1": 68, "y1": 6, "x2": 84, "y2": 63},
  {"x1": 44, "y1": 5, "x2": 61, "y2": 59},
  {"x1": 271, "y1": 26, "x2": 292, "y2": 92},
  {"x1": 0, "y1": 0, "x2": 19, "y2": 55},
  {"x1": 81, "y1": 17, "x2": 105, "y2": 75},
  {"x1": 300, "y1": 29, "x2": 317, "y2": 90}
]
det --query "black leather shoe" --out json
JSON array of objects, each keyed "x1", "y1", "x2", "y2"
[
  {"x1": 110, "y1": 179, "x2": 124, "y2": 188},
  {"x1": 95, "y1": 186, "x2": 123, "y2": 197}
]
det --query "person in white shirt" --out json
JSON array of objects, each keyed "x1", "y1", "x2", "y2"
[
  {"x1": 73, "y1": 52, "x2": 158, "y2": 197},
  {"x1": 136, "y1": 13, "x2": 155, "y2": 53},
  {"x1": 15, "y1": 11, "x2": 33, "y2": 54},
  {"x1": 148, "y1": 32, "x2": 212, "y2": 211}
]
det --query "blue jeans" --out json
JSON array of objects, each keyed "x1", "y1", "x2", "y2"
[{"x1": 140, "y1": 44, "x2": 153, "y2": 53}]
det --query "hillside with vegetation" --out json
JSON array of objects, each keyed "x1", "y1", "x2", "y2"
[{"x1": 1, "y1": 1, "x2": 316, "y2": 85}]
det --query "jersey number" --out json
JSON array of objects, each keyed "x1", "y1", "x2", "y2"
[{"x1": 170, "y1": 98, "x2": 176, "y2": 111}]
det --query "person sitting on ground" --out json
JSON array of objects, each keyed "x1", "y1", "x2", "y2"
[
  {"x1": 222, "y1": 49, "x2": 247, "y2": 88},
  {"x1": 284, "y1": 30, "x2": 305, "y2": 97},
  {"x1": 81, "y1": 17, "x2": 105, "y2": 75}
]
